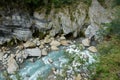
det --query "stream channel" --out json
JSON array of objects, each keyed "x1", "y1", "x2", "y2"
[{"x1": 0, "y1": 44, "x2": 98, "y2": 80}]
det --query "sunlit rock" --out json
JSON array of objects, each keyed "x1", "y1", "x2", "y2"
[
  {"x1": 88, "y1": 46, "x2": 97, "y2": 53},
  {"x1": 41, "y1": 48, "x2": 48, "y2": 56},
  {"x1": 51, "y1": 46, "x2": 59, "y2": 51},
  {"x1": 7, "y1": 54, "x2": 19, "y2": 74},
  {"x1": 82, "y1": 38, "x2": 90, "y2": 46},
  {"x1": 23, "y1": 41, "x2": 36, "y2": 48},
  {"x1": 50, "y1": 40, "x2": 61, "y2": 47}
]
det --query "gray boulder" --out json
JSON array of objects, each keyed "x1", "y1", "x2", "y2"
[
  {"x1": 13, "y1": 29, "x2": 32, "y2": 41},
  {"x1": 86, "y1": 0, "x2": 112, "y2": 39},
  {"x1": 24, "y1": 47, "x2": 41, "y2": 57}
]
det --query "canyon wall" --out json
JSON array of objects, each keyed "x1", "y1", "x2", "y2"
[{"x1": 0, "y1": 0, "x2": 113, "y2": 45}]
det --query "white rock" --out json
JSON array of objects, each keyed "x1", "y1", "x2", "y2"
[
  {"x1": 33, "y1": 38, "x2": 40, "y2": 46},
  {"x1": 18, "y1": 58, "x2": 23, "y2": 63},
  {"x1": 41, "y1": 48, "x2": 48, "y2": 56},
  {"x1": 39, "y1": 45, "x2": 44, "y2": 49},
  {"x1": 44, "y1": 35, "x2": 51, "y2": 43},
  {"x1": 85, "y1": 25, "x2": 99, "y2": 39},
  {"x1": 36, "y1": 41, "x2": 41, "y2": 46},
  {"x1": 40, "y1": 40, "x2": 45, "y2": 45},
  {"x1": 24, "y1": 47, "x2": 41, "y2": 57},
  {"x1": 23, "y1": 41, "x2": 36, "y2": 48},
  {"x1": 13, "y1": 29, "x2": 32, "y2": 41},
  {"x1": 0, "y1": 52, "x2": 4, "y2": 60},
  {"x1": 51, "y1": 46, "x2": 59, "y2": 51},
  {"x1": 82, "y1": 38, "x2": 90, "y2": 46},
  {"x1": 3, "y1": 54, "x2": 8, "y2": 59},
  {"x1": 33, "y1": 38, "x2": 39, "y2": 42},
  {"x1": 50, "y1": 40, "x2": 61, "y2": 47},
  {"x1": 60, "y1": 36, "x2": 66, "y2": 40},
  {"x1": 44, "y1": 39, "x2": 51, "y2": 44},
  {"x1": 7, "y1": 55, "x2": 19, "y2": 74},
  {"x1": 88, "y1": 46, "x2": 97, "y2": 53},
  {"x1": 29, "y1": 58, "x2": 34, "y2": 62},
  {"x1": 60, "y1": 40, "x2": 69, "y2": 46}
]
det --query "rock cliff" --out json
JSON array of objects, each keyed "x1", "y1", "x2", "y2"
[{"x1": 0, "y1": 0, "x2": 113, "y2": 45}]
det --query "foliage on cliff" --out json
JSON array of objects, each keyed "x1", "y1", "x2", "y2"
[
  {"x1": 0, "y1": 0, "x2": 92, "y2": 10},
  {"x1": 92, "y1": 1, "x2": 120, "y2": 80}
]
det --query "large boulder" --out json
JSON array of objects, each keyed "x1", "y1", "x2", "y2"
[
  {"x1": 23, "y1": 41, "x2": 36, "y2": 48},
  {"x1": 86, "y1": 0, "x2": 112, "y2": 39},
  {"x1": 7, "y1": 54, "x2": 19, "y2": 74},
  {"x1": 41, "y1": 48, "x2": 48, "y2": 56},
  {"x1": 51, "y1": 46, "x2": 59, "y2": 51},
  {"x1": 0, "y1": 52, "x2": 4, "y2": 60},
  {"x1": 50, "y1": 40, "x2": 61, "y2": 47},
  {"x1": 60, "y1": 40, "x2": 69, "y2": 46},
  {"x1": 88, "y1": 46, "x2": 97, "y2": 53},
  {"x1": 24, "y1": 47, "x2": 41, "y2": 57},
  {"x1": 82, "y1": 38, "x2": 90, "y2": 46}
]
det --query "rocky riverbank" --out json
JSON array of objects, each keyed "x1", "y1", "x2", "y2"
[{"x1": 0, "y1": 34, "x2": 98, "y2": 80}]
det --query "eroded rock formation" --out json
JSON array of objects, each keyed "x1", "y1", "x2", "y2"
[{"x1": 0, "y1": 0, "x2": 113, "y2": 45}]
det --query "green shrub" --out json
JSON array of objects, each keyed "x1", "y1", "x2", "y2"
[
  {"x1": 93, "y1": 3, "x2": 120, "y2": 79},
  {"x1": 92, "y1": 37, "x2": 120, "y2": 80},
  {"x1": 97, "y1": 8, "x2": 120, "y2": 40}
]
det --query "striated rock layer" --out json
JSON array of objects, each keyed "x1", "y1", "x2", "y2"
[{"x1": 0, "y1": 0, "x2": 113, "y2": 45}]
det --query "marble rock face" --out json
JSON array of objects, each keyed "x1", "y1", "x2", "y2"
[
  {"x1": 0, "y1": 12, "x2": 32, "y2": 45},
  {"x1": 0, "y1": 0, "x2": 113, "y2": 45}
]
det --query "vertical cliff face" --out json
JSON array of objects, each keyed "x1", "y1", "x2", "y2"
[
  {"x1": 33, "y1": 2, "x2": 88, "y2": 37},
  {"x1": 85, "y1": 0, "x2": 112, "y2": 39},
  {"x1": 0, "y1": 0, "x2": 114, "y2": 45}
]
